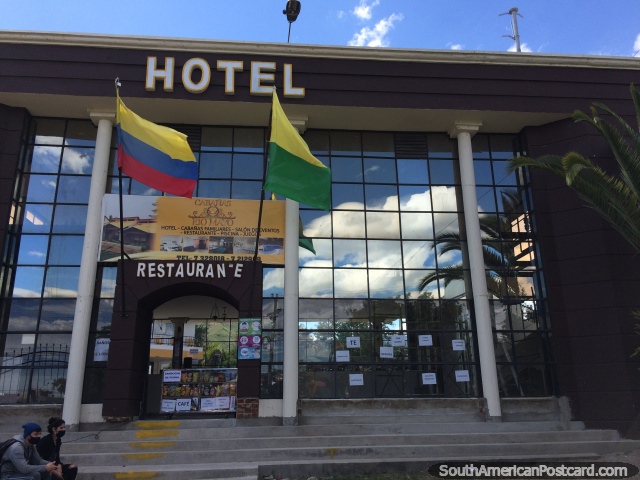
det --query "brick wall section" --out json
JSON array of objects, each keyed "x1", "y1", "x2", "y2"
[{"x1": 236, "y1": 398, "x2": 259, "y2": 419}]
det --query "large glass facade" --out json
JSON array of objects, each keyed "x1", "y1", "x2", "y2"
[{"x1": 0, "y1": 119, "x2": 555, "y2": 405}]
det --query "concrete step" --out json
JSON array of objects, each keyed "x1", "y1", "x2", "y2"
[
  {"x1": 77, "y1": 462, "x2": 258, "y2": 480},
  {"x1": 68, "y1": 439, "x2": 640, "y2": 466},
  {"x1": 60, "y1": 429, "x2": 621, "y2": 455}
]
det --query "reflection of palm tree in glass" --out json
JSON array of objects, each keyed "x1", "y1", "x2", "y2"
[{"x1": 418, "y1": 189, "x2": 529, "y2": 301}]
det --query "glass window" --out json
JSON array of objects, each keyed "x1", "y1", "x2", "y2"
[
  {"x1": 428, "y1": 134, "x2": 457, "y2": 159},
  {"x1": 232, "y1": 153, "x2": 263, "y2": 179},
  {"x1": 262, "y1": 298, "x2": 284, "y2": 329},
  {"x1": 13, "y1": 267, "x2": 45, "y2": 298},
  {"x1": 429, "y1": 159, "x2": 456, "y2": 185},
  {"x1": 363, "y1": 132, "x2": 394, "y2": 157},
  {"x1": 95, "y1": 299, "x2": 114, "y2": 332},
  {"x1": 17, "y1": 236, "x2": 49, "y2": 265},
  {"x1": 402, "y1": 241, "x2": 433, "y2": 269},
  {"x1": 30, "y1": 147, "x2": 62, "y2": 173},
  {"x1": 472, "y1": 135, "x2": 490, "y2": 159},
  {"x1": 48, "y1": 236, "x2": 84, "y2": 265},
  {"x1": 366, "y1": 212, "x2": 400, "y2": 239},
  {"x1": 300, "y1": 238, "x2": 331, "y2": 267},
  {"x1": 401, "y1": 212, "x2": 433, "y2": 239},
  {"x1": 363, "y1": 158, "x2": 396, "y2": 184},
  {"x1": 52, "y1": 205, "x2": 87, "y2": 233},
  {"x1": 130, "y1": 179, "x2": 161, "y2": 196},
  {"x1": 21, "y1": 205, "x2": 53, "y2": 234},
  {"x1": 34, "y1": 119, "x2": 65, "y2": 146},
  {"x1": 493, "y1": 161, "x2": 518, "y2": 185},
  {"x1": 299, "y1": 268, "x2": 333, "y2": 297},
  {"x1": 331, "y1": 157, "x2": 363, "y2": 182},
  {"x1": 399, "y1": 186, "x2": 430, "y2": 211},
  {"x1": 333, "y1": 211, "x2": 365, "y2": 238},
  {"x1": 473, "y1": 160, "x2": 493, "y2": 185},
  {"x1": 489, "y1": 135, "x2": 516, "y2": 159},
  {"x1": 369, "y1": 269, "x2": 404, "y2": 298},
  {"x1": 43, "y1": 267, "x2": 80, "y2": 298},
  {"x1": 65, "y1": 121, "x2": 96, "y2": 147},
  {"x1": 25, "y1": 175, "x2": 57, "y2": 203},
  {"x1": 331, "y1": 131, "x2": 361, "y2": 156},
  {"x1": 231, "y1": 181, "x2": 262, "y2": 200},
  {"x1": 332, "y1": 184, "x2": 364, "y2": 209},
  {"x1": 334, "y1": 269, "x2": 368, "y2": 298},
  {"x1": 365, "y1": 185, "x2": 398, "y2": 211},
  {"x1": 56, "y1": 176, "x2": 92, "y2": 204},
  {"x1": 7, "y1": 299, "x2": 40, "y2": 332},
  {"x1": 397, "y1": 159, "x2": 428, "y2": 185},
  {"x1": 39, "y1": 299, "x2": 75, "y2": 332},
  {"x1": 233, "y1": 128, "x2": 263, "y2": 152},
  {"x1": 476, "y1": 187, "x2": 497, "y2": 212},
  {"x1": 431, "y1": 185, "x2": 460, "y2": 212},
  {"x1": 199, "y1": 153, "x2": 232, "y2": 178},
  {"x1": 333, "y1": 239, "x2": 366, "y2": 268},
  {"x1": 61, "y1": 147, "x2": 94, "y2": 174},
  {"x1": 197, "y1": 180, "x2": 230, "y2": 199},
  {"x1": 367, "y1": 240, "x2": 401, "y2": 268},
  {"x1": 300, "y1": 209, "x2": 331, "y2": 238},
  {"x1": 263, "y1": 267, "x2": 284, "y2": 297},
  {"x1": 201, "y1": 127, "x2": 232, "y2": 151}
]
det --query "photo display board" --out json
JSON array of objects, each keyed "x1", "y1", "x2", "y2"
[
  {"x1": 161, "y1": 368, "x2": 237, "y2": 413},
  {"x1": 238, "y1": 318, "x2": 262, "y2": 360}
]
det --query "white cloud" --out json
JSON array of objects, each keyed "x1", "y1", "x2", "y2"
[
  {"x1": 508, "y1": 42, "x2": 532, "y2": 53},
  {"x1": 353, "y1": 0, "x2": 379, "y2": 21},
  {"x1": 337, "y1": 10, "x2": 345, "y2": 19},
  {"x1": 634, "y1": 33, "x2": 640, "y2": 53},
  {"x1": 348, "y1": 13, "x2": 404, "y2": 48},
  {"x1": 63, "y1": 147, "x2": 91, "y2": 174},
  {"x1": 450, "y1": 44, "x2": 463, "y2": 50},
  {"x1": 28, "y1": 250, "x2": 46, "y2": 258},
  {"x1": 298, "y1": 186, "x2": 464, "y2": 298}
]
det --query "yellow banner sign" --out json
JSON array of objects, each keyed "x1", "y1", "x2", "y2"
[{"x1": 100, "y1": 194, "x2": 285, "y2": 264}]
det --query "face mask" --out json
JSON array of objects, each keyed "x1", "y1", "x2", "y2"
[
  {"x1": 29, "y1": 436, "x2": 41, "y2": 445},
  {"x1": 56, "y1": 431, "x2": 65, "y2": 438}
]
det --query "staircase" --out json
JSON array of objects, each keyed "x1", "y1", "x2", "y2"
[{"x1": 2, "y1": 398, "x2": 638, "y2": 480}]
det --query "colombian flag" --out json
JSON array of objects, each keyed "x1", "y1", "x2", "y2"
[
  {"x1": 264, "y1": 90, "x2": 331, "y2": 211},
  {"x1": 116, "y1": 95, "x2": 197, "y2": 198}
]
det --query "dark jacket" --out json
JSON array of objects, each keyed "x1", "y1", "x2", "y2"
[{"x1": 36, "y1": 434, "x2": 61, "y2": 464}]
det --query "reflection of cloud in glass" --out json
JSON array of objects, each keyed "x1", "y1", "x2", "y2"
[
  {"x1": 294, "y1": 186, "x2": 462, "y2": 298},
  {"x1": 13, "y1": 288, "x2": 41, "y2": 298},
  {"x1": 28, "y1": 250, "x2": 46, "y2": 258},
  {"x1": 62, "y1": 147, "x2": 91, "y2": 174}
]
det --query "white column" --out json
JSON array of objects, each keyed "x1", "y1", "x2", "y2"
[
  {"x1": 449, "y1": 121, "x2": 502, "y2": 420},
  {"x1": 282, "y1": 198, "x2": 299, "y2": 425},
  {"x1": 63, "y1": 111, "x2": 114, "y2": 427}
]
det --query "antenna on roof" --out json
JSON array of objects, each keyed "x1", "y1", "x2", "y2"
[{"x1": 500, "y1": 7, "x2": 523, "y2": 52}]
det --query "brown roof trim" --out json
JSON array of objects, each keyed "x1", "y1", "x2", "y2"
[{"x1": 1, "y1": 30, "x2": 639, "y2": 70}]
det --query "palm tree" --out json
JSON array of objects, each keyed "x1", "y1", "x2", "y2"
[
  {"x1": 508, "y1": 84, "x2": 640, "y2": 254},
  {"x1": 509, "y1": 83, "x2": 640, "y2": 356},
  {"x1": 418, "y1": 189, "x2": 529, "y2": 301}
]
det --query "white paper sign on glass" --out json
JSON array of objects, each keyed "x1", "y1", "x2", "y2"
[
  {"x1": 160, "y1": 399, "x2": 176, "y2": 412},
  {"x1": 349, "y1": 374, "x2": 364, "y2": 386},
  {"x1": 455, "y1": 370, "x2": 470, "y2": 382},
  {"x1": 346, "y1": 336, "x2": 361, "y2": 348},
  {"x1": 93, "y1": 338, "x2": 110, "y2": 362},
  {"x1": 176, "y1": 398, "x2": 191, "y2": 412},
  {"x1": 230, "y1": 396, "x2": 237, "y2": 412},
  {"x1": 163, "y1": 370, "x2": 181, "y2": 383},
  {"x1": 189, "y1": 348, "x2": 198, "y2": 355},
  {"x1": 336, "y1": 350, "x2": 350, "y2": 362},
  {"x1": 200, "y1": 398, "x2": 216, "y2": 411},
  {"x1": 452, "y1": 339, "x2": 466, "y2": 351},
  {"x1": 418, "y1": 335, "x2": 433, "y2": 347},
  {"x1": 379, "y1": 346, "x2": 394, "y2": 359},
  {"x1": 391, "y1": 335, "x2": 407, "y2": 347},
  {"x1": 217, "y1": 396, "x2": 231, "y2": 409},
  {"x1": 421, "y1": 372, "x2": 437, "y2": 385}
]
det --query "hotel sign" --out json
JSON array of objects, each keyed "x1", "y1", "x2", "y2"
[{"x1": 146, "y1": 57, "x2": 305, "y2": 97}]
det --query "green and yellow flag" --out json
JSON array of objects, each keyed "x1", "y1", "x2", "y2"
[{"x1": 264, "y1": 90, "x2": 331, "y2": 211}]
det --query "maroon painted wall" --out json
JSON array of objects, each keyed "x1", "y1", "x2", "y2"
[{"x1": 525, "y1": 119, "x2": 640, "y2": 437}]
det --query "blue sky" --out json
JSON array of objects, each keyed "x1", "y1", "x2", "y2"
[{"x1": 1, "y1": 0, "x2": 639, "y2": 56}]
